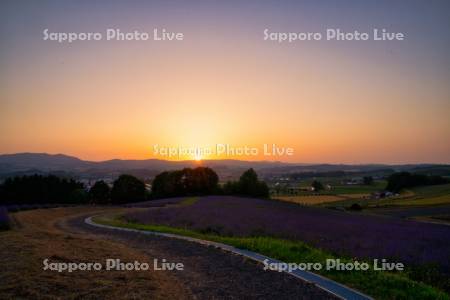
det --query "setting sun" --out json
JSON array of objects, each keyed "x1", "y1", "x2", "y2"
[{"x1": 194, "y1": 151, "x2": 203, "y2": 161}]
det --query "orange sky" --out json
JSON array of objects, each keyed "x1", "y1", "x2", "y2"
[{"x1": 1, "y1": 1, "x2": 449, "y2": 163}]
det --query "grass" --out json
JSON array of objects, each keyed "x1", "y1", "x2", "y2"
[
  {"x1": 372, "y1": 184, "x2": 450, "y2": 207},
  {"x1": 95, "y1": 215, "x2": 449, "y2": 300},
  {"x1": 411, "y1": 184, "x2": 450, "y2": 197},
  {"x1": 178, "y1": 197, "x2": 198, "y2": 206},
  {"x1": 329, "y1": 181, "x2": 386, "y2": 194},
  {"x1": 293, "y1": 179, "x2": 386, "y2": 194},
  {"x1": 0, "y1": 208, "x2": 186, "y2": 299},
  {"x1": 397, "y1": 194, "x2": 450, "y2": 206},
  {"x1": 397, "y1": 184, "x2": 450, "y2": 206}
]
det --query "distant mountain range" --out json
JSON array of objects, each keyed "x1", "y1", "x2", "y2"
[
  {"x1": 0, "y1": 153, "x2": 449, "y2": 180},
  {"x1": 0, "y1": 152, "x2": 288, "y2": 172}
]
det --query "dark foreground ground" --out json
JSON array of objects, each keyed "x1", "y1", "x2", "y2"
[{"x1": 0, "y1": 207, "x2": 336, "y2": 300}]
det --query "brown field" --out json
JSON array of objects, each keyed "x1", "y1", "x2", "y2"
[
  {"x1": 339, "y1": 193, "x2": 368, "y2": 199},
  {"x1": 411, "y1": 215, "x2": 450, "y2": 226},
  {"x1": 273, "y1": 195, "x2": 346, "y2": 205},
  {"x1": 0, "y1": 207, "x2": 189, "y2": 300}
]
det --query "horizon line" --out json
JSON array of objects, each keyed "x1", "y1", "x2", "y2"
[{"x1": 1, "y1": 152, "x2": 450, "y2": 166}]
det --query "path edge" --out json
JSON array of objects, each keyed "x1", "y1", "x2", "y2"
[{"x1": 85, "y1": 216, "x2": 373, "y2": 300}]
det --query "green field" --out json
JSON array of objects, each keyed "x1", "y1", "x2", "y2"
[
  {"x1": 320, "y1": 183, "x2": 450, "y2": 209},
  {"x1": 291, "y1": 178, "x2": 385, "y2": 193},
  {"x1": 272, "y1": 180, "x2": 385, "y2": 205},
  {"x1": 274, "y1": 179, "x2": 385, "y2": 195},
  {"x1": 327, "y1": 180, "x2": 386, "y2": 194}
]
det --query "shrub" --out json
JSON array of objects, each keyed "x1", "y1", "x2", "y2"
[
  {"x1": 348, "y1": 203, "x2": 362, "y2": 211},
  {"x1": 6, "y1": 205, "x2": 20, "y2": 212},
  {"x1": 0, "y1": 206, "x2": 11, "y2": 230},
  {"x1": 19, "y1": 204, "x2": 32, "y2": 210}
]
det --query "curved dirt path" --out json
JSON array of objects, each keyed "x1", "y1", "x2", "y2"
[{"x1": 1, "y1": 207, "x2": 337, "y2": 300}]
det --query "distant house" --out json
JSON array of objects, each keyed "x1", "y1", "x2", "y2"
[
  {"x1": 343, "y1": 178, "x2": 363, "y2": 185},
  {"x1": 270, "y1": 183, "x2": 313, "y2": 195},
  {"x1": 286, "y1": 186, "x2": 313, "y2": 194},
  {"x1": 371, "y1": 191, "x2": 395, "y2": 199}
]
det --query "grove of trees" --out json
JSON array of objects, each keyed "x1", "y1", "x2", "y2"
[
  {"x1": 311, "y1": 180, "x2": 324, "y2": 192},
  {"x1": 152, "y1": 167, "x2": 219, "y2": 198},
  {"x1": 0, "y1": 168, "x2": 271, "y2": 206},
  {"x1": 0, "y1": 174, "x2": 86, "y2": 205},
  {"x1": 386, "y1": 172, "x2": 449, "y2": 192},
  {"x1": 223, "y1": 168, "x2": 269, "y2": 198},
  {"x1": 363, "y1": 176, "x2": 374, "y2": 185},
  {"x1": 110, "y1": 174, "x2": 146, "y2": 204}
]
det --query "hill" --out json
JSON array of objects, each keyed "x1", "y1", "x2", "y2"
[{"x1": 0, "y1": 153, "x2": 449, "y2": 181}]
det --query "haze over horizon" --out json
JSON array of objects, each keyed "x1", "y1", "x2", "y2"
[
  {"x1": 1, "y1": 0, "x2": 449, "y2": 164},
  {"x1": 1, "y1": 151, "x2": 449, "y2": 166}
]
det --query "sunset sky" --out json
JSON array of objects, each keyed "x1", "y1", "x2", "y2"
[{"x1": 1, "y1": 0, "x2": 449, "y2": 163}]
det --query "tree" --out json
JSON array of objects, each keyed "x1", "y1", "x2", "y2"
[
  {"x1": 311, "y1": 180, "x2": 324, "y2": 192},
  {"x1": 68, "y1": 189, "x2": 88, "y2": 204},
  {"x1": 223, "y1": 181, "x2": 239, "y2": 195},
  {"x1": 151, "y1": 171, "x2": 171, "y2": 197},
  {"x1": 254, "y1": 181, "x2": 270, "y2": 198},
  {"x1": 89, "y1": 180, "x2": 110, "y2": 204},
  {"x1": 239, "y1": 168, "x2": 258, "y2": 192},
  {"x1": 111, "y1": 175, "x2": 146, "y2": 204},
  {"x1": 236, "y1": 168, "x2": 269, "y2": 198},
  {"x1": 184, "y1": 167, "x2": 219, "y2": 194},
  {"x1": 363, "y1": 176, "x2": 374, "y2": 185},
  {"x1": 151, "y1": 167, "x2": 219, "y2": 198}
]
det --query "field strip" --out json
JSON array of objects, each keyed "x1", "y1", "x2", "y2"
[{"x1": 85, "y1": 216, "x2": 373, "y2": 300}]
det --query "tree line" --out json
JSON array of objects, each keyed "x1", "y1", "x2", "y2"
[
  {"x1": 151, "y1": 167, "x2": 268, "y2": 198},
  {"x1": 0, "y1": 167, "x2": 269, "y2": 205},
  {"x1": 0, "y1": 175, "x2": 86, "y2": 205},
  {"x1": 386, "y1": 172, "x2": 449, "y2": 193}
]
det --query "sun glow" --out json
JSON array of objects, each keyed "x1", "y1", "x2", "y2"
[{"x1": 194, "y1": 152, "x2": 202, "y2": 161}]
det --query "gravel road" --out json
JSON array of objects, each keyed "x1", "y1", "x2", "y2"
[{"x1": 63, "y1": 210, "x2": 337, "y2": 300}]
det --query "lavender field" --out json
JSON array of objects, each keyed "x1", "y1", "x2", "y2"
[{"x1": 125, "y1": 196, "x2": 450, "y2": 273}]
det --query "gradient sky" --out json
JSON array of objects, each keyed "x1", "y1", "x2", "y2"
[{"x1": 1, "y1": 0, "x2": 449, "y2": 163}]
